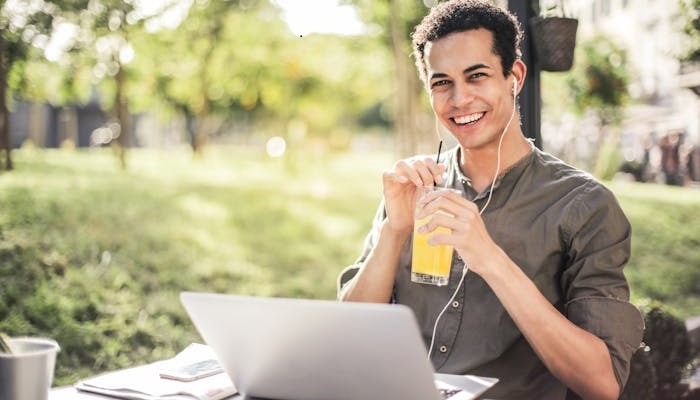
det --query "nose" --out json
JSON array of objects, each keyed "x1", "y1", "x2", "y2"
[{"x1": 449, "y1": 81, "x2": 474, "y2": 107}]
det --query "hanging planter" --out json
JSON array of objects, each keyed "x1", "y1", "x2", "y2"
[{"x1": 529, "y1": 1, "x2": 578, "y2": 72}]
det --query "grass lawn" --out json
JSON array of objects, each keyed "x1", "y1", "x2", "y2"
[
  {"x1": 0, "y1": 146, "x2": 698, "y2": 385},
  {"x1": 610, "y1": 180, "x2": 700, "y2": 317}
]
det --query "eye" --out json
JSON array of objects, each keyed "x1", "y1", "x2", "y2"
[
  {"x1": 430, "y1": 79, "x2": 450, "y2": 88},
  {"x1": 468, "y1": 72, "x2": 487, "y2": 80}
]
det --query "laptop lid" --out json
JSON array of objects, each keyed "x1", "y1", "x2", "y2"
[{"x1": 180, "y1": 292, "x2": 496, "y2": 400}]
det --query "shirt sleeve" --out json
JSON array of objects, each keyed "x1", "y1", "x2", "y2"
[
  {"x1": 561, "y1": 181, "x2": 644, "y2": 389},
  {"x1": 566, "y1": 297, "x2": 644, "y2": 389}
]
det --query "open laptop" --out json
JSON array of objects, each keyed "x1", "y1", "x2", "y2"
[{"x1": 180, "y1": 291, "x2": 498, "y2": 400}]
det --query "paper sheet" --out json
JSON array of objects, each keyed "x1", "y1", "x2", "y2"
[{"x1": 75, "y1": 343, "x2": 236, "y2": 400}]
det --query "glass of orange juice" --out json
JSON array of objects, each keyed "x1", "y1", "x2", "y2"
[{"x1": 411, "y1": 186, "x2": 454, "y2": 286}]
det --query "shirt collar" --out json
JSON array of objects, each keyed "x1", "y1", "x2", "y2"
[{"x1": 450, "y1": 140, "x2": 536, "y2": 198}]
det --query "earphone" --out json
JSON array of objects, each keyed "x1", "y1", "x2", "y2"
[{"x1": 513, "y1": 78, "x2": 517, "y2": 98}]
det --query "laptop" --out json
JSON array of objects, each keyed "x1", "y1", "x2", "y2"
[{"x1": 180, "y1": 291, "x2": 498, "y2": 400}]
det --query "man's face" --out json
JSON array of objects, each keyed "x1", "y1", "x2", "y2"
[{"x1": 425, "y1": 29, "x2": 516, "y2": 151}]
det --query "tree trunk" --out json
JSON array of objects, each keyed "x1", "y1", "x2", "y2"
[
  {"x1": 389, "y1": 0, "x2": 419, "y2": 158},
  {"x1": 184, "y1": 111, "x2": 197, "y2": 152},
  {"x1": 193, "y1": 105, "x2": 210, "y2": 156},
  {"x1": 183, "y1": 110, "x2": 207, "y2": 156},
  {"x1": 0, "y1": 31, "x2": 13, "y2": 170},
  {"x1": 113, "y1": 63, "x2": 129, "y2": 169}
]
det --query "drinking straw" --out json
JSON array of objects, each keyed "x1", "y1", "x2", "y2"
[
  {"x1": 433, "y1": 116, "x2": 445, "y2": 164},
  {"x1": 434, "y1": 119, "x2": 443, "y2": 185},
  {"x1": 433, "y1": 139, "x2": 443, "y2": 186}
]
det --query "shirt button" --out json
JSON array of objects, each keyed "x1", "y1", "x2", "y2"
[
  {"x1": 452, "y1": 301, "x2": 459, "y2": 308},
  {"x1": 439, "y1": 346, "x2": 448, "y2": 353},
  {"x1": 456, "y1": 254, "x2": 462, "y2": 262}
]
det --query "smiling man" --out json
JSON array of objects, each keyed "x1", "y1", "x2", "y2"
[{"x1": 337, "y1": 1, "x2": 644, "y2": 399}]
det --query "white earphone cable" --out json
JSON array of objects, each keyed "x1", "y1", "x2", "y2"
[{"x1": 427, "y1": 78, "x2": 517, "y2": 361}]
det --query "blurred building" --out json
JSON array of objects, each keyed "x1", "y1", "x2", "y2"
[
  {"x1": 9, "y1": 99, "x2": 107, "y2": 149},
  {"x1": 573, "y1": 0, "x2": 698, "y2": 138},
  {"x1": 543, "y1": 0, "x2": 700, "y2": 183}
]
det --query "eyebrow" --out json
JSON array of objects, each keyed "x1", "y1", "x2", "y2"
[{"x1": 429, "y1": 63, "x2": 492, "y2": 81}]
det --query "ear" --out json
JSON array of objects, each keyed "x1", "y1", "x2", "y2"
[{"x1": 510, "y1": 59, "x2": 527, "y2": 96}]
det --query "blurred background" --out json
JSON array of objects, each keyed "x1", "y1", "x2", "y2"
[
  {"x1": 1, "y1": 0, "x2": 698, "y2": 181},
  {"x1": 0, "y1": 0, "x2": 699, "y2": 397}
]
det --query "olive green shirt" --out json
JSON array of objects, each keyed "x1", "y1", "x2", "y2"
[{"x1": 339, "y1": 145, "x2": 644, "y2": 399}]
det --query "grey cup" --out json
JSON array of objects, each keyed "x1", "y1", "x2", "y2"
[{"x1": 0, "y1": 337, "x2": 60, "y2": 400}]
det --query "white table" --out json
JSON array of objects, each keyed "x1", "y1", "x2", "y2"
[{"x1": 50, "y1": 386, "x2": 241, "y2": 399}]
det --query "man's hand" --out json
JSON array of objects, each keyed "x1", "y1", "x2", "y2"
[
  {"x1": 381, "y1": 156, "x2": 446, "y2": 234},
  {"x1": 339, "y1": 155, "x2": 446, "y2": 303},
  {"x1": 414, "y1": 188, "x2": 498, "y2": 276}
]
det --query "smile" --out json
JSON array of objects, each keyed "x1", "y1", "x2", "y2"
[{"x1": 453, "y1": 112, "x2": 485, "y2": 125}]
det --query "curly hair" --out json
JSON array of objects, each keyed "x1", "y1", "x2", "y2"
[{"x1": 411, "y1": 0, "x2": 523, "y2": 85}]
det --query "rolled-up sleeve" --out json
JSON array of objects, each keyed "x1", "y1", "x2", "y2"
[
  {"x1": 337, "y1": 264, "x2": 360, "y2": 295},
  {"x1": 566, "y1": 297, "x2": 644, "y2": 388}
]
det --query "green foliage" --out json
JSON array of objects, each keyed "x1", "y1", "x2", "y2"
[
  {"x1": 619, "y1": 347, "x2": 657, "y2": 400},
  {"x1": 4, "y1": 0, "x2": 395, "y2": 157},
  {"x1": 1, "y1": 0, "x2": 92, "y2": 97},
  {"x1": 1, "y1": 3, "x2": 53, "y2": 73},
  {"x1": 0, "y1": 147, "x2": 387, "y2": 385},
  {"x1": 642, "y1": 307, "x2": 695, "y2": 393},
  {"x1": 566, "y1": 35, "x2": 630, "y2": 126},
  {"x1": 128, "y1": 0, "x2": 391, "y2": 144},
  {"x1": 610, "y1": 181, "x2": 700, "y2": 319},
  {"x1": 679, "y1": 0, "x2": 700, "y2": 62},
  {"x1": 556, "y1": 35, "x2": 631, "y2": 178},
  {"x1": 592, "y1": 132, "x2": 622, "y2": 180},
  {"x1": 622, "y1": 305, "x2": 697, "y2": 399}
]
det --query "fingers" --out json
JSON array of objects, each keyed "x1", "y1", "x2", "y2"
[
  {"x1": 412, "y1": 190, "x2": 498, "y2": 276},
  {"x1": 382, "y1": 169, "x2": 409, "y2": 184},
  {"x1": 387, "y1": 157, "x2": 446, "y2": 187},
  {"x1": 416, "y1": 189, "x2": 469, "y2": 218},
  {"x1": 415, "y1": 191, "x2": 481, "y2": 243},
  {"x1": 420, "y1": 211, "x2": 475, "y2": 250}
]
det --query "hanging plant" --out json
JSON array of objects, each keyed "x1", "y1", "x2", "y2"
[{"x1": 529, "y1": 0, "x2": 579, "y2": 72}]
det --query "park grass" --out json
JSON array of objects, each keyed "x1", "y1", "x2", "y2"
[
  {"x1": 609, "y1": 180, "x2": 700, "y2": 316},
  {"x1": 0, "y1": 146, "x2": 389, "y2": 385},
  {"x1": 0, "y1": 146, "x2": 698, "y2": 386}
]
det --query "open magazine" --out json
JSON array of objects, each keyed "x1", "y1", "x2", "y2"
[{"x1": 75, "y1": 343, "x2": 236, "y2": 400}]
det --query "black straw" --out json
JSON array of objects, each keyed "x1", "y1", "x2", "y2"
[{"x1": 433, "y1": 140, "x2": 443, "y2": 186}]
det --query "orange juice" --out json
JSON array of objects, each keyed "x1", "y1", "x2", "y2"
[{"x1": 411, "y1": 213, "x2": 453, "y2": 286}]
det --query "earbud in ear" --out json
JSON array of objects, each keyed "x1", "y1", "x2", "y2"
[{"x1": 512, "y1": 79, "x2": 517, "y2": 97}]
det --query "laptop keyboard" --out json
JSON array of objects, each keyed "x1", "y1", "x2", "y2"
[{"x1": 439, "y1": 387, "x2": 462, "y2": 399}]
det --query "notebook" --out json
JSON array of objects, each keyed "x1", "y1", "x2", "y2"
[{"x1": 180, "y1": 291, "x2": 498, "y2": 400}]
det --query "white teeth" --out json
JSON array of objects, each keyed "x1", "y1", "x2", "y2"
[{"x1": 454, "y1": 112, "x2": 484, "y2": 124}]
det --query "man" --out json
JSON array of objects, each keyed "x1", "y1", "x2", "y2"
[{"x1": 337, "y1": 1, "x2": 644, "y2": 399}]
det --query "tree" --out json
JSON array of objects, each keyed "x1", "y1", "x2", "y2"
[
  {"x1": 139, "y1": 0, "x2": 236, "y2": 154},
  {"x1": 132, "y1": 0, "x2": 285, "y2": 154},
  {"x1": 679, "y1": 0, "x2": 700, "y2": 62},
  {"x1": 7, "y1": 0, "x2": 397, "y2": 158},
  {"x1": 1, "y1": 0, "x2": 178, "y2": 170},
  {"x1": 566, "y1": 35, "x2": 630, "y2": 178},
  {"x1": 0, "y1": 0, "x2": 81, "y2": 170},
  {"x1": 349, "y1": 0, "x2": 433, "y2": 156},
  {"x1": 131, "y1": 0, "x2": 391, "y2": 154},
  {"x1": 60, "y1": 0, "x2": 158, "y2": 168}
]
